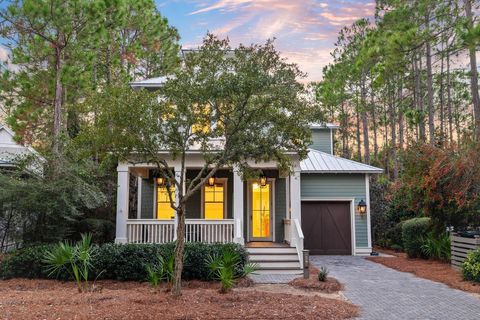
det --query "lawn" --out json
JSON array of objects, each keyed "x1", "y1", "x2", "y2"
[{"x1": 0, "y1": 278, "x2": 358, "y2": 320}]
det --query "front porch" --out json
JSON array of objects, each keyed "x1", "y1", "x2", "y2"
[{"x1": 115, "y1": 160, "x2": 304, "y2": 267}]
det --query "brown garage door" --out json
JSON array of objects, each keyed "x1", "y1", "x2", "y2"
[{"x1": 301, "y1": 201, "x2": 352, "y2": 255}]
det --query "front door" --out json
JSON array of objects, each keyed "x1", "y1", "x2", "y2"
[{"x1": 249, "y1": 181, "x2": 273, "y2": 241}]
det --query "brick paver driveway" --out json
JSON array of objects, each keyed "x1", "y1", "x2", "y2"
[{"x1": 311, "y1": 255, "x2": 480, "y2": 320}]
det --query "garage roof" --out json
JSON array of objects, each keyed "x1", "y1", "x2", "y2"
[{"x1": 300, "y1": 149, "x2": 383, "y2": 174}]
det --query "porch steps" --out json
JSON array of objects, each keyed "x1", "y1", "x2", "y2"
[{"x1": 246, "y1": 246, "x2": 302, "y2": 275}]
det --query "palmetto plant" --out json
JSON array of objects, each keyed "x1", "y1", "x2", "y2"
[
  {"x1": 43, "y1": 233, "x2": 97, "y2": 292},
  {"x1": 146, "y1": 254, "x2": 175, "y2": 289},
  {"x1": 206, "y1": 248, "x2": 257, "y2": 293}
]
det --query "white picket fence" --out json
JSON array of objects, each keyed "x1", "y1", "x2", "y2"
[{"x1": 126, "y1": 219, "x2": 235, "y2": 244}]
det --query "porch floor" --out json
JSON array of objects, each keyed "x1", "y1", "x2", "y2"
[{"x1": 245, "y1": 242, "x2": 290, "y2": 248}]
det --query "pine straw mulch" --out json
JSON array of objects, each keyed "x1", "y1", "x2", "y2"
[
  {"x1": 289, "y1": 267, "x2": 343, "y2": 293},
  {"x1": 367, "y1": 248, "x2": 480, "y2": 295},
  {"x1": 0, "y1": 278, "x2": 359, "y2": 320}
]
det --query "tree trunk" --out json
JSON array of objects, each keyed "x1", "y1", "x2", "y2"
[
  {"x1": 425, "y1": 11, "x2": 435, "y2": 144},
  {"x1": 356, "y1": 108, "x2": 362, "y2": 162},
  {"x1": 389, "y1": 86, "x2": 398, "y2": 179},
  {"x1": 465, "y1": 0, "x2": 480, "y2": 141},
  {"x1": 53, "y1": 38, "x2": 64, "y2": 155},
  {"x1": 172, "y1": 205, "x2": 186, "y2": 296},
  {"x1": 446, "y1": 46, "x2": 453, "y2": 144},
  {"x1": 439, "y1": 40, "x2": 445, "y2": 144},
  {"x1": 361, "y1": 76, "x2": 370, "y2": 164},
  {"x1": 398, "y1": 83, "x2": 404, "y2": 151},
  {"x1": 415, "y1": 53, "x2": 426, "y2": 142},
  {"x1": 371, "y1": 86, "x2": 378, "y2": 159}
]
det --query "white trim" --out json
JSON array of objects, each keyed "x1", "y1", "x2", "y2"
[
  {"x1": 365, "y1": 174, "x2": 372, "y2": 249},
  {"x1": 355, "y1": 248, "x2": 373, "y2": 256},
  {"x1": 330, "y1": 129, "x2": 333, "y2": 154},
  {"x1": 247, "y1": 178, "x2": 275, "y2": 242},
  {"x1": 153, "y1": 178, "x2": 157, "y2": 219},
  {"x1": 137, "y1": 177, "x2": 142, "y2": 219},
  {"x1": 201, "y1": 178, "x2": 228, "y2": 219},
  {"x1": 301, "y1": 198, "x2": 356, "y2": 255}
]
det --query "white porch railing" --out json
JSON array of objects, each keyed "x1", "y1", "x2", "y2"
[
  {"x1": 126, "y1": 219, "x2": 235, "y2": 244},
  {"x1": 291, "y1": 219, "x2": 305, "y2": 268},
  {"x1": 185, "y1": 219, "x2": 234, "y2": 243},
  {"x1": 127, "y1": 219, "x2": 175, "y2": 244},
  {"x1": 283, "y1": 219, "x2": 292, "y2": 244}
]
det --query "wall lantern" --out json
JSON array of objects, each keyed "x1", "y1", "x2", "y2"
[
  {"x1": 260, "y1": 175, "x2": 267, "y2": 187},
  {"x1": 207, "y1": 176, "x2": 216, "y2": 186},
  {"x1": 157, "y1": 177, "x2": 165, "y2": 187},
  {"x1": 357, "y1": 199, "x2": 367, "y2": 215}
]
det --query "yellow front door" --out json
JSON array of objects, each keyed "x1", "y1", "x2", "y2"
[{"x1": 251, "y1": 181, "x2": 272, "y2": 240}]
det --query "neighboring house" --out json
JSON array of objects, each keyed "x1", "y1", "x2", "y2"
[{"x1": 116, "y1": 77, "x2": 383, "y2": 274}]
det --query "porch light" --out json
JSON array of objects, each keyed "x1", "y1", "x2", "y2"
[
  {"x1": 207, "y1": 176, "x2": 215, "y2": 186},
  {"x1": 157, "y1": 177, "x2": 165, "y2": 186},
  {"x1": 357, "y1": 199, "x2": 367, "y2": 215},
  {"x1": 260, "y1": 175, "x2": 267, "y2": 187}
]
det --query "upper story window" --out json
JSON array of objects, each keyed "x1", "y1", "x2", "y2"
[
  {"x1": 156, "y1": 179, "x2": 175, "y2": 220},
  {"x1": 203, "y1": 179, "x2": 226, "y2": 219}
]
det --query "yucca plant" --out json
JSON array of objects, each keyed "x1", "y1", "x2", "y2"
[
  {"x1": 206, "y1": 248, "x2": 257, "y2": 293},
  {"x1": 146, "y1": 254, "x2": 175, "y2": 289},
  {"x1": 317, "y1": 266, "x2": 329, "y2": 282},
  {"x1": 43, "y1": 233, "x2": 96, "y2": 292}
]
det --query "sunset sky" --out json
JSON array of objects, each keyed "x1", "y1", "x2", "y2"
[{"x1": 158, "y1": 0, "x2": 376, "y2": 81}]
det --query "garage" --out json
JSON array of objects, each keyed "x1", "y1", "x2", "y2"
[{"x1": 301, "y1": 201, "x2": 352, "y2": 255}]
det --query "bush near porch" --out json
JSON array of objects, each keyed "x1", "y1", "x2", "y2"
[{"x1": 0, "y1": 242, "x2": 248, "y2": 282}]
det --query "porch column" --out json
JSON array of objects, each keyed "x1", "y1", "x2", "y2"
[
  {"x1": 115, "y1": 164, "x2": 129, "y2": 243},
  {"x1": 233, "y1": 167, "x2": 244, "y2": 244},
  {"x1": 289, "y1": 169, "x2": 301, "y2": 247}
]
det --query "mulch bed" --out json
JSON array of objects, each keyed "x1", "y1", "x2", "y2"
[
  {"x1": 367, "y1": 249, "x2": 480, "y2": 295},
  {"x1": 0, "y1": 278, "x2": 359, "y2": 319},
  {"x1": 289, "y1": 267, "x2": 343, "y2": 293}
]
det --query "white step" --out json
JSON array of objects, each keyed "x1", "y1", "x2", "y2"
[
  {"x1": 249, "y1": 254, "x2": 298, "y2": 261},
  {"x1": 255, "y1": 261, "x2": 301, "y2": 269},
  {"x1": 253, "y1": 269, "x2": 303, "y2": 275},
  {"x1": 246, "y1": 247, "x2": 297, "y2": 255}
]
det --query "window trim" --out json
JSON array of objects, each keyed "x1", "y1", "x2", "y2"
[{"x1": 201, "y1": 178, "x2": 228, "y2": 219}]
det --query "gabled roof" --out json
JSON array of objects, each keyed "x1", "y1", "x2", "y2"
[
  {"x1": 130, "y1": 76, "x2": 169, "y2": 88},
  {"x1": 300, "y1": 149, "x2": 383, "y2": 174},
  {"x1": 0, "y1": 123, "x2": 41, "y2": 167},
  {"x1": 309, "y1": 123, "x2": 340, "y2": 129}
]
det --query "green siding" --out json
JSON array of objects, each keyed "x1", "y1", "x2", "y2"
[
  {"x1": 310, "y1": 129, "x2": 332, "y2": 154},
  {"x1": 140, "y1": 178, "x2": 154, "y2": 219},
  {"x1": 301, "y1": 173, "x2": 368, "y2": 248},
  {"x1": 274, "y1": 178, "x2": 286, "y2": 243}
]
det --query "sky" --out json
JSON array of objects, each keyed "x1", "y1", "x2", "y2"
[{"x1": 157, "y1": 0, "x2": 376, "y2": 82}]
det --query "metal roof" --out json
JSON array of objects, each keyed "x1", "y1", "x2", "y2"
[
  {"x1": 309, "y1": 123, "x2": 340, "y2": 129},
  {"x1": 130, "y1": 76, "x2": 170, "y2": 88},
  {"x1": 300, "y1": 149, "x2": 383, "y2": 174}
]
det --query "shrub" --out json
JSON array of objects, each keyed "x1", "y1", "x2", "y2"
[
  {"x1": 206, "y1": 248, "x2": 257, "y2": 293},
  {"x1": 402, "y1": 217, "x2": 431, "y2": 258},
  {"x1": 0, "y1": 242, "x2": 248, "y2": 282},
  {"x1": 74, "y1": 218, "x2": 115, "y2": 244},
  {"x1": 420, "y1": 232, "x2": 450, "y2": 261},
  {"x1": 384, "y1": 221, "x2": 404, "y2": 249},
  {"x1": 317, "y1": 266, "x2": 328, "y2": 282},
  {"x1": 462, "y1": 249, "x2": 480, "y2": 283},
  {"x1": 43, "y1": 234, "x2": 97, "y2": 292},
  {"x1": 146, "y1": 253, "x2": 174, "y2": 288}
]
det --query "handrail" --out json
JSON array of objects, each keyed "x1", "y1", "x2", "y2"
[{"x1": 292, "y1": 219, "x2": 304, "y2": 269}]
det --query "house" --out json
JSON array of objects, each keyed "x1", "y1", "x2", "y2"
[{"x1": 115, "y1": 77, "x2": 383, "y2": 274}]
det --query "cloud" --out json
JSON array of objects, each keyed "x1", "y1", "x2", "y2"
[
  {"x1": 0, "y1": 46, "x2": 8, "y2": 62},
  {"x1": 186, "y1": 0, "x2": 376, "y2": 81}
]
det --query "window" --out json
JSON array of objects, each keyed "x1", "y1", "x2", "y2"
[
  {"x1": 156, "y1": 179, "x2": 175, "y2": 220},
  {"x1": 203, "y1": 180, "x2": 226, "y2": 219}
]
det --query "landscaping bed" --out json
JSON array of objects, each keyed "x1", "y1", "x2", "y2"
[
  {"x1": 0, "y1": 278, "x2": 359, "y2": 320},
  {"x1": 367, "y1": 249, "x2": 480, "y2": 295},
  {"x1": 289, "y1": 267, "x2": 343, "y2": 293}
]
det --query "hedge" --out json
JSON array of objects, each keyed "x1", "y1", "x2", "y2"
[
  {"x1": 462, "y1": 249, "x2": 480, "y2": 283},
  {"x1": 401, "y1": 217, "x2": 431, "y2": 258},
  {"x1": 0, "y1": 242, "x2": 248, "y2": 281}
]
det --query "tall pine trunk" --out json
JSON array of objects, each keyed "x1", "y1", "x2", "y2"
[
  {"x1": 425, "y1": 10, "x2": 435, "y2": 144},
  {"x1": 53, "y1": 38, "x2": 64, "y2": 155},
  {"x1": 446, "y1": 47, "x2": 453, "y2": 144},
  {"x1": 465, "y1": 0, "x2": 480, "y2": 141},
  {"x1": 361, "y1": 75, "x2": 370, "y2": 164}
]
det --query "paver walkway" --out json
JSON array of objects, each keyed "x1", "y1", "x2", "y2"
[{"x1": 311, "y1": 255, "x2": 480, "y2": 320}]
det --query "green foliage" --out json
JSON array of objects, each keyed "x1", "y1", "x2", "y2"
[
  {"x1": 420, "y1": 232, "x2": 451, "y2": 262},
  {"x1": 402, "y1": 217, "x2": 431, "y2": 258},
  {"x1": 0, "y1": 155, "x2": 106, "y2": 244},
  {"x1": 146, "y1": 253, "x2": 174, "y2": 288},
  {"x1": 206, "y1": 248, "x2": 257, "y2": 293},
  {"x1": 462, "y1": 249, "x2": 480, "y2": 283},
  {"x1": 43, "y1": 234, "x2": 96, "y2": 292},
  {"x1": 1, "y1": 242, "x2": 248, "y2": 282},
  {"x1": 383, "y1": 221, "x2": 405, "y2": 249},
  {"x1": 317, "y1": 266, "x2": 329, "y2": 282},
  {"x1": 74, "y1": 218, "x2": 115, "y2": 244}
]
